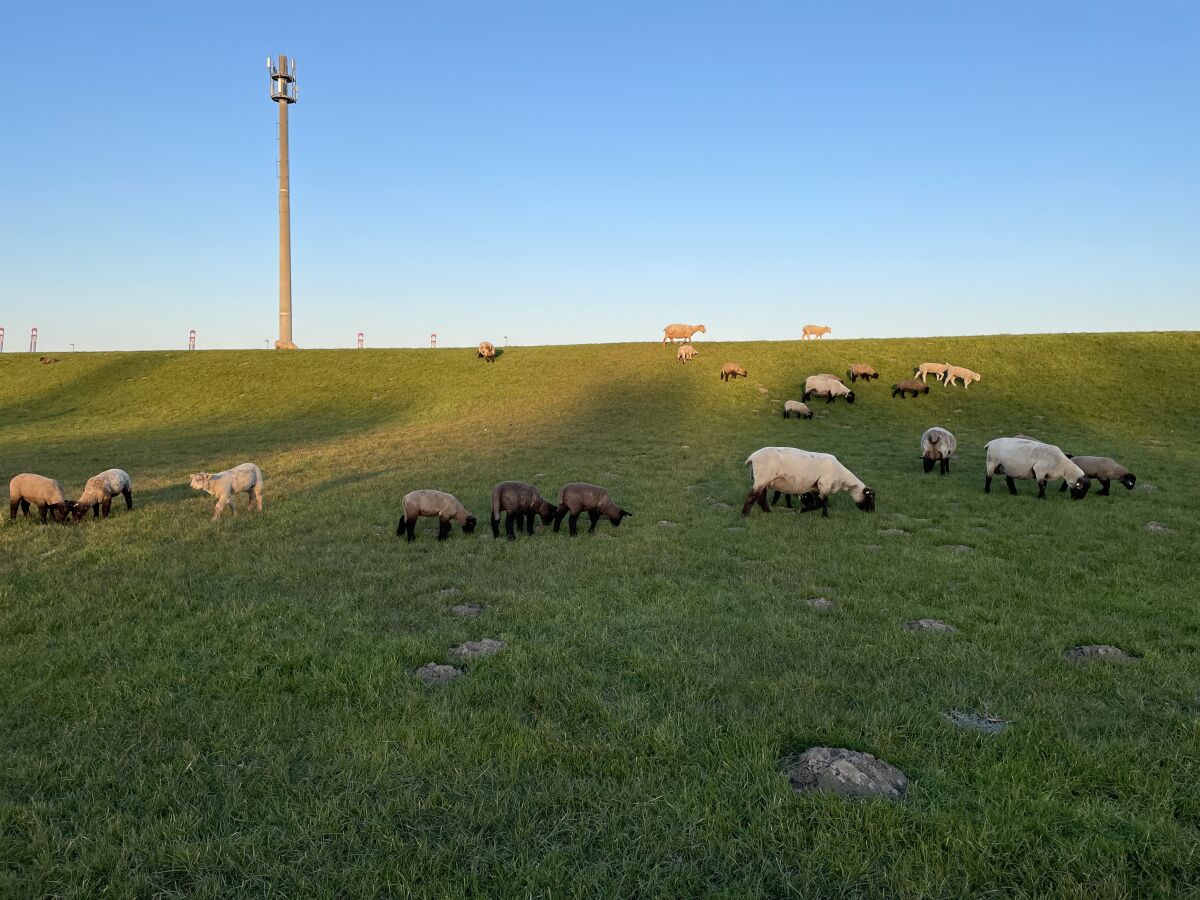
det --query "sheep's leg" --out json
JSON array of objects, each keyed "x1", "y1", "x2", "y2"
[
  {"x1": 437, "y1": 519, "x2": 451, "y2": 541},
  {"x1": 20, "y1": 499, "x2": 31, "y2": 517},
  {"x1": 101, "y1": 498, "x2": 112, "y2": 518},
  {"x1": 504, "y1": 513, "x2": 516, "y2": 541},
  {"x1": 8, "y1": 500, "x2": 18, "y2": 520},
  {"x1": 819, "y1": 495, "x2": 830, "y2": 518},
  {"x1": 740, "y1": 489, "x2": 759, "y2": 517},
  {"x1": 1098, "y1": 479, "x2": 1111, "y2": 496},
  {"x1": 984, "y1": 475, "x2": 992, "y2": 493},
  {"x1": 756, "y1": 489, "x2": 770, "y2": 513},
  {"x1": 1059, "y1": 481, "x2": 1068, "y2": 493},
  {"x1": 782, "y1": 410, "x2": 788, "y2": 418},
  {"x1": 1036, "y1": 479, "x2": 1048, "y2": 499},
  {"x1": 490, "y1": 515, "x2": 501, "y2": 539},
  {"x1": 784, "y1": 494, "x2": 794, "y2": 509},
  {"x1": 406, "y1": 517, "x2": 417, "y2": 542},
  {"x1": 38, "y1": 504, "x2": 49, "y2": 524},
  {"x1": 525, "y1": 513, "x2": 536, "y2": 536},
  {"x1": 771, "y1": 490, "x2": 781, "y2": 506},
  {"x1": 123, "y1": 488, "x2": 133, "y2": 510},
  {"x1": 1005, "y1": 476, "x2": 1018, "y2": 496},
  {"x1": 587, "y1": 510, "x2": 600, "y2": 533},
  {"x1": 212, "y1": 495, "x2": 229, "y2": 520},
  {"x1": 940, "y1": 459, "x2": 950, "y2": 475},
  {"x1": 567, "y1": 513, "x2": 580, "y2": 536},
  {"x1": 92, "y1": 503, "x2": 100, "y2": 519}
]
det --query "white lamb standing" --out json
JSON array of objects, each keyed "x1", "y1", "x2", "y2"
[
  {"x1": 943, "y1": 365, "x2": 981, "y2": 388},
  {"x1": 984, "y1": 437, "x2": 1090, "y2": 499},
  {"x1": 188, "y1": 463, "x2": 264, "y2": 520},
  {"x1": 742, "y1": 447, "x2": 876, "y2": 518}
]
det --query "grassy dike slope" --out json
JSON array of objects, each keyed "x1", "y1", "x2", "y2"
[{"x1": 1, "y1": 332, "x2": 1198, "y2": 896}]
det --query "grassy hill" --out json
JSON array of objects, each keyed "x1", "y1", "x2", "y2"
[{"x1": 1, "y1": 332, "x2": 1197, "y2": 896}]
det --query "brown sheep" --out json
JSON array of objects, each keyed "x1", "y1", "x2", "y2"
[
  {"x1": 892, "y1": 379, "x2": 930, "y2": 399},
  {"x1": 397, "y1": 489, "x2": 477, "y2": 542},
  {"x1": 1062, "y1": 455, "x2": 1136, "y2": 496},
  {"x1": 676, "y1": 343, "x2": 698, "y2": 363},
  {"x1": 801, "y1": 325, "x2": 831, "y2": 340},
  {"x1": 847, "y1": 363, "x2": 879, "y2": 383},
  {"x1": 720, "y1": 362, "x2": 748, "y2": 382},
  {"x1": 9, "y1": 474, "x2": 73, "y2": 524},
  {"x1": 553, "y1": 483, "x2": 631, "y2": 536},
  {"x1": 477, "y1": 341, "x2": 496, "y2": 362},
  {"x1": 490, "y1": 481, "x2": 557, "y2": 539},
  {"x1": 662, "y1": 323, "x2": 706, "y2": 345}
]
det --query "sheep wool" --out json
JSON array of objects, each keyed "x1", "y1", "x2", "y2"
[
  {"x1": 188, "y1": 463, "x2": 264, "y2": 520},
  {"x1": 920, "y1": 427, "x2": 957, "y2": 474},
  {"x1": 662, "y1": 323, "x2": 706, "y2": 345},
  {"x1": 553, "y1": 483, "x2": 631, "y2": 535},
  {"x1": 742, "y1": 447, "x2": 875, "y2": 517},
  {"x1": 721, "y1": 362, "x2": 748, "y2": 381},
  {"x1": 9, "y1": 473, "x2": 71, "y2": 524},
  {"x1": 398, "y1": 489, "x2": 477, "y2": 542},
  {"x1": 676, "y1": 344, "x2": 698, "y2": 363},
  {"x1": 847, "y1": 364, "x2": 879, "y2": 382},
  {"x1": 914, "y1": 363, "x2": 950, "y2": 383},
  {"x1": 75, "y1": 468, "x2": 133, "y2": 519},
  {"x1": 944, "y1": 365, "x2": 981, "y2": 388},
  {"x1": 803, "y1": 375, "x2": 855, "y2": 403},
  {"x1": 985, "y1": 437, "x2": 1089, "y2": 499},
  {"x1": 783, "y1": 400, "x2": 813, "y2": 419}
]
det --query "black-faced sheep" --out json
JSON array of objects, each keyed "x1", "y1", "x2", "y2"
[
  {"x1": 742, "y1": 447, "x2": 875, "y2": 518},
  {"x1": 553, "y1": 483, "x2": 631, "y2": 535},
  {"x1": 490, "y1": 481, "x2": 557, "y2": 539},
  {"x1": 801, "y1": 325, "x2": 831, "y2": 340},
  {"x1": 847, "y1": 364, "x2": 879, "y2": 383},
  {"x1": 188, "y1": 463, "x2": 264, "y2": 521},
  {"x1": 477, "y1": 341, "x2": 496, "y2": 362},
  {"x1": 662, "y1": 323, "x2": 706, "y2": 345},
  {"x1": 803, "y1": 375, "x2": 855, "y2": 404},
  {"x1": 783, "y1": 400, "x2": 813, "y2": 419},
  {"x1": 721, "y1": 362, "x2": 748, "y2": 381},
  {"x1": 8, "y1": 474, "x2": 72, "y2": 524},
  {"x1": 676, "y1": 344, "x2": 698, "y2": 363},
  {"x1": 943, "y1": 365, "x2": 981, "y2": 388},
  {"x1": 1062, "y1": 455, "x2": 1135, "y2": 496},
  {"x1": 72, "y1": 468, "x2": 132, "y2": 520},
  {"x1": 892, "y1": 379, "x2": 930, "y2": 399},
  {"x1": 914, "y1": 362, "x2": 950, "y2": 383},
  {"x1": 398, "y1": 489, "x2": 477, "y2": 542},
  {"x1": 985, "y1": 437, "x2": 1090, "y2": 499},
  {"x1": 920, "y1": 427, "x2": 956, "y2": 474}
]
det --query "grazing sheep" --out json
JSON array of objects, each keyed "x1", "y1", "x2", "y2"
[
  {"x1": 847, "y1": 364, "x2": 879, "y2": 383},
  {"x1": 914, "y1": 362, "x2": 950, "y2": 383},
  {"x1": 553, "y1": 483, "x2": 631, "y2": 535},
  {"x1": 73, "y1": 468, "x2": 132, "y2": 520},
  {"x1": 943, "y1": 365, "x2": 981, "y2": 388},
  {"x1": 397, "y1": 489, "x2": 477, "y2": 542},
  {"x1": 662, "y1": 323, "x2": 706, "y2": 345},
  {"x1": 801, "y1": 325, "x2": 832, "y2": 340},
  {"x1": 783, "y1": 400, "x2": 813, "y2": 419},
  {"x1": 39, "y1": 356, "x2": 59, "y2": 365},
  {"x1": 920, "y1": 427, "x2": 957, "y2": 474},
  {"x1": 490, "y1": 481, "x2": 557, "y2": 539},
  {"x1": 9, "y1": 474, "x2": 71, "y2": 524},
  {"x1": 802, "y1": 375, "x2": 855, "y2": 404},
  {"x1": 676, "y1": 344, "x2": 698, "y2": 363},
  {"x1": 721, "y1": 362, "x2": 748, "y2": 381},
  {"x1": 477, "y1": 341, "x2": 496, "y2": 362},
  {"x1": 985, "y1": 437, "x2": 1090, "y2": 499},
  {"x1": 813, "y1": 373, "x2": 846, "y2": 383},
  {"x1": 742, "y1": 447, "x2": 875, "y2": 518},
  {"x1": 892, "y1": 379, "x2": 930, "y2": 399},
  {"x1": 1062, "y1": 455, "x2": 1136, "y2": 496},
  {"x1": 188, "y1": 463, "x2": 264, "y2": 521}
]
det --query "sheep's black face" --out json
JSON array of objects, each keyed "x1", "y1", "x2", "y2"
[
  {"x1": 540, "y1": 504, "x2": 558, "y2": 524},
  {"x1": 69, "y1": 502, "x2": 89, "y2": 522},
  {"x1": 799, "y1": 492, "x2": 822, "y2": 512},
  {"x1": 1069, "y1": 477, "x2": 1091, "y2": 500},
  {"x1": 612, "y1": 509, "x2": 631, "y2": 526},
  {"x1": 922, "y1": 457, "x2": 936, "y2": 473},
  {"x1": 1121, "y1": 474, "x2": 1137, "y2": 490},
  {"x1": 856, "y1": 488, "x2": 876, "y2": 512},
  {"x1": 846, "y1": 391, "x2": 856, "y2": 403},
  {"x1": 463, "y1": 516, "x2": 478, "y2": 533}
]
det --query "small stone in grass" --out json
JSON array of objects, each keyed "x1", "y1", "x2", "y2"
[
  {"x1": 711, "y1": 501, "x2": 732, "y2": 512},
  {"x1": 657, "y1": 520, "x2": 678, "y2": 528},
  {"x1": 1144, "y1": 521, "x2": 1171, "y2": 533},
  {"x1": 436, "y1": 588, "x2": 460, "y2": 597},
  {"x1": 449, "y1": 638, "x2": 506, "y2": 660},
  {"x1": 806, "y1": 597, "x2": 836, "y2": 611},
  {"x1": 882, "y1": 528, "x2": 908, "y2": 536},
  {"x1": 786, "y1": 747, "x2": 908, "y2": 801},
  {"x1": 904, "y1": 618, "x2": 958, "y2": 633},
  {"x1": 450, "y1": 602, "x2": 483, "y2": 618},
  {"x1": 414, "y1": 662, "x2": 463, "y2": 685},
  {"x1": 943, "y1": 710, "x2": 1009, "y2": 734},
  {"x1": 1134, "y1": 482, "x2": 1157, "y2": 493},
  {"x1": 725, "y1": 526, "x2": 745, "y2": 533},
  {"x1": 940, "y1": 544, "x2": 974, "y2": 554},
  {"x1": 1064, "y1": 644, "x2": 1139, "y2": 664}
]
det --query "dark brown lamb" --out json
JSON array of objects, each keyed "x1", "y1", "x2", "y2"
[
  {"x1": 490, "y1": 481, "x2": 557, "y2": 539},
  {"x1": 553, "y1": 483, "x2": 631, "y2": 535}
]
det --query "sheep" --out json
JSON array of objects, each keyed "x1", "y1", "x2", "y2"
[
  {"x1": 397, "y1": 489, "x2": 477, "y2": 542},
  {"x1": 892, "y1": 379, "x2": 930, "y2": 399},
  {"x1": 847, "y1": 364, "x2": 879, "y2": 383},
  {"x1": 662, "y1": 323, "x2": 706, "y2": 345},
  {"x1": 943, "y1": 365, "x2": 981, "y2": 388},
  {"x1": 1062, "y1": 455, "x2": 1136, "y2": 496},
  {"x1": 39, "y1": 356, "x2": 59, "y2": 365},
  {"x1": 920, "y1": 427, "x2": 957, "y2": 474},
  {"x1": 914, "y1": 362, "x2": 950, "y2": 383},
  {"x1": 802, "y1": 375, "x2": 855, "y2": 404},
  {"x1": 188, "y1": 463, "x2": 264, "y2": 521},
  {"x1": 477, "y1": 341, "x2": 496, "y2": 362},
  {"x1": 490, "y1": 481, "x2": 557, "y2": 539},
  {"x1": 676, "y1": 344, "x2": 698, "y2": 363},
  {"x1": 742, "y1": 447, "x2": 875, "y2": 518},
  {"x1": 783, "y1": 400, "x2": 813, "y2": 419},
  {"x1": 553, "y1": 483, "x2": 631, "y2": 535},
  {"x1": 801, "y1": 325, "x2": 831, "y2": 340},
  {"x1": 72, "y1": 468, "x2": 132, "y2": 520},
  {"x1": 813, "y1": 373, "x2": 846, "y2": 383},
  {"x1": 984, "y1": 437, "x2": 1090, "y2": 499},
  {"x1": 721, "y1": 362, "x2": 748, "y2": 382},
  {"x1": 9, "y1": 474, "x2": 72, "y2": 524}
]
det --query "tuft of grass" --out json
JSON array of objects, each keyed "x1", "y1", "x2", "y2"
[{"x1": 1, "y1": 332, "x2": 1198, "y2": 897}]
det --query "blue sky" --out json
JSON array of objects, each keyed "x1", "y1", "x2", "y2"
[{"x1": 2, "y1": 1, "x2": 1197, "y2": 351}]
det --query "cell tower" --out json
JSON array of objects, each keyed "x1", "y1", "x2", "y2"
[
  {"x1": 29, "y1": 327, "x2": 38, "y2": 353},
  {"x1": 268, "y1": 54, "x2": 299, "y2": 350},
  {"x1": 357, "y1": 332, "x2": 364, "y2": 349},
  {"x1": 188, "y1": 329, "x2": 196, "y2": 351}
]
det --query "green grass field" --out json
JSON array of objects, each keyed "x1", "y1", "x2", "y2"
[{"x1": 1, "y1": 333, "x2": 1197, "y2": 897}]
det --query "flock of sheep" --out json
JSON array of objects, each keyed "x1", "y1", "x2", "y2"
[{"x1": 7, "y1": 331, "x2": 1137, "y2": 534}]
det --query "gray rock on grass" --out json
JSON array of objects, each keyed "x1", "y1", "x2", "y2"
[
  {"x1": 414, "y1": 662, "x2": 463, "y2": 685},
  {"x1": 787, "y1": 747, "x2": 908, "y2": 800}
]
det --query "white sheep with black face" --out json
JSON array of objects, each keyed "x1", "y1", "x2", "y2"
[
  {"x1": 783, "y1": 400, "x2": 813, "y2": 419},
  {"x1": 189, "y1": 463, "x2": 264, "y2": 521},
  {"x1": 920, "y1": 427, "x2": 957, "y2": 475},
  {"x1": 73, "y1": 468, "x2": 132, "y2": 520},
  {"x1": 985, "y1": 437, "x2": 1089, "y2": 500},
  {"x1": 9, "y1": 474, "x2": 72, "y2": 524},
  {"x1": 742, "y1": 447, "x2": 876, "y2": 518},
  {"x1": 803, "y1": 375, "x2": 855, "y2": 404}
]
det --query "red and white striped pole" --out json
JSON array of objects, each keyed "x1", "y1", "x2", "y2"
[
  {"x1": 29, "y1": 327, "x2": 38, "y2": 353},
  {"x1": 430, "y1": 332, "x2": 437, "y2": 349},
  {"x1": 188, "y1": 329, "x2": 196, "y2": 350}
]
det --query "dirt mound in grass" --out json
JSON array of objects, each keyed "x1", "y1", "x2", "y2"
[
  {"x1": 414, "y1": 663, "x2": 463, "y2": 685},
  {"x1": 1064, "y1": 644, "x2": 1139, "y2": 664},
  {"x1": 449, "y1": 639, "x2": 506, "y2": 660},
  {"x1": 943, "y1": 710, "x2": 1009, "y2": 734},
  {"x1": 450, "y1": 602, "x2": 483, "y2": 618},
  {"x1": 786, "y1": 747, "x2": 908, "y2": 800},
  {"x1": 904, "y1": 619, "x2": 957, "y2": 633},
  {"x1": 806, "y1": 597, "x2": 836, "y2": 611}
]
